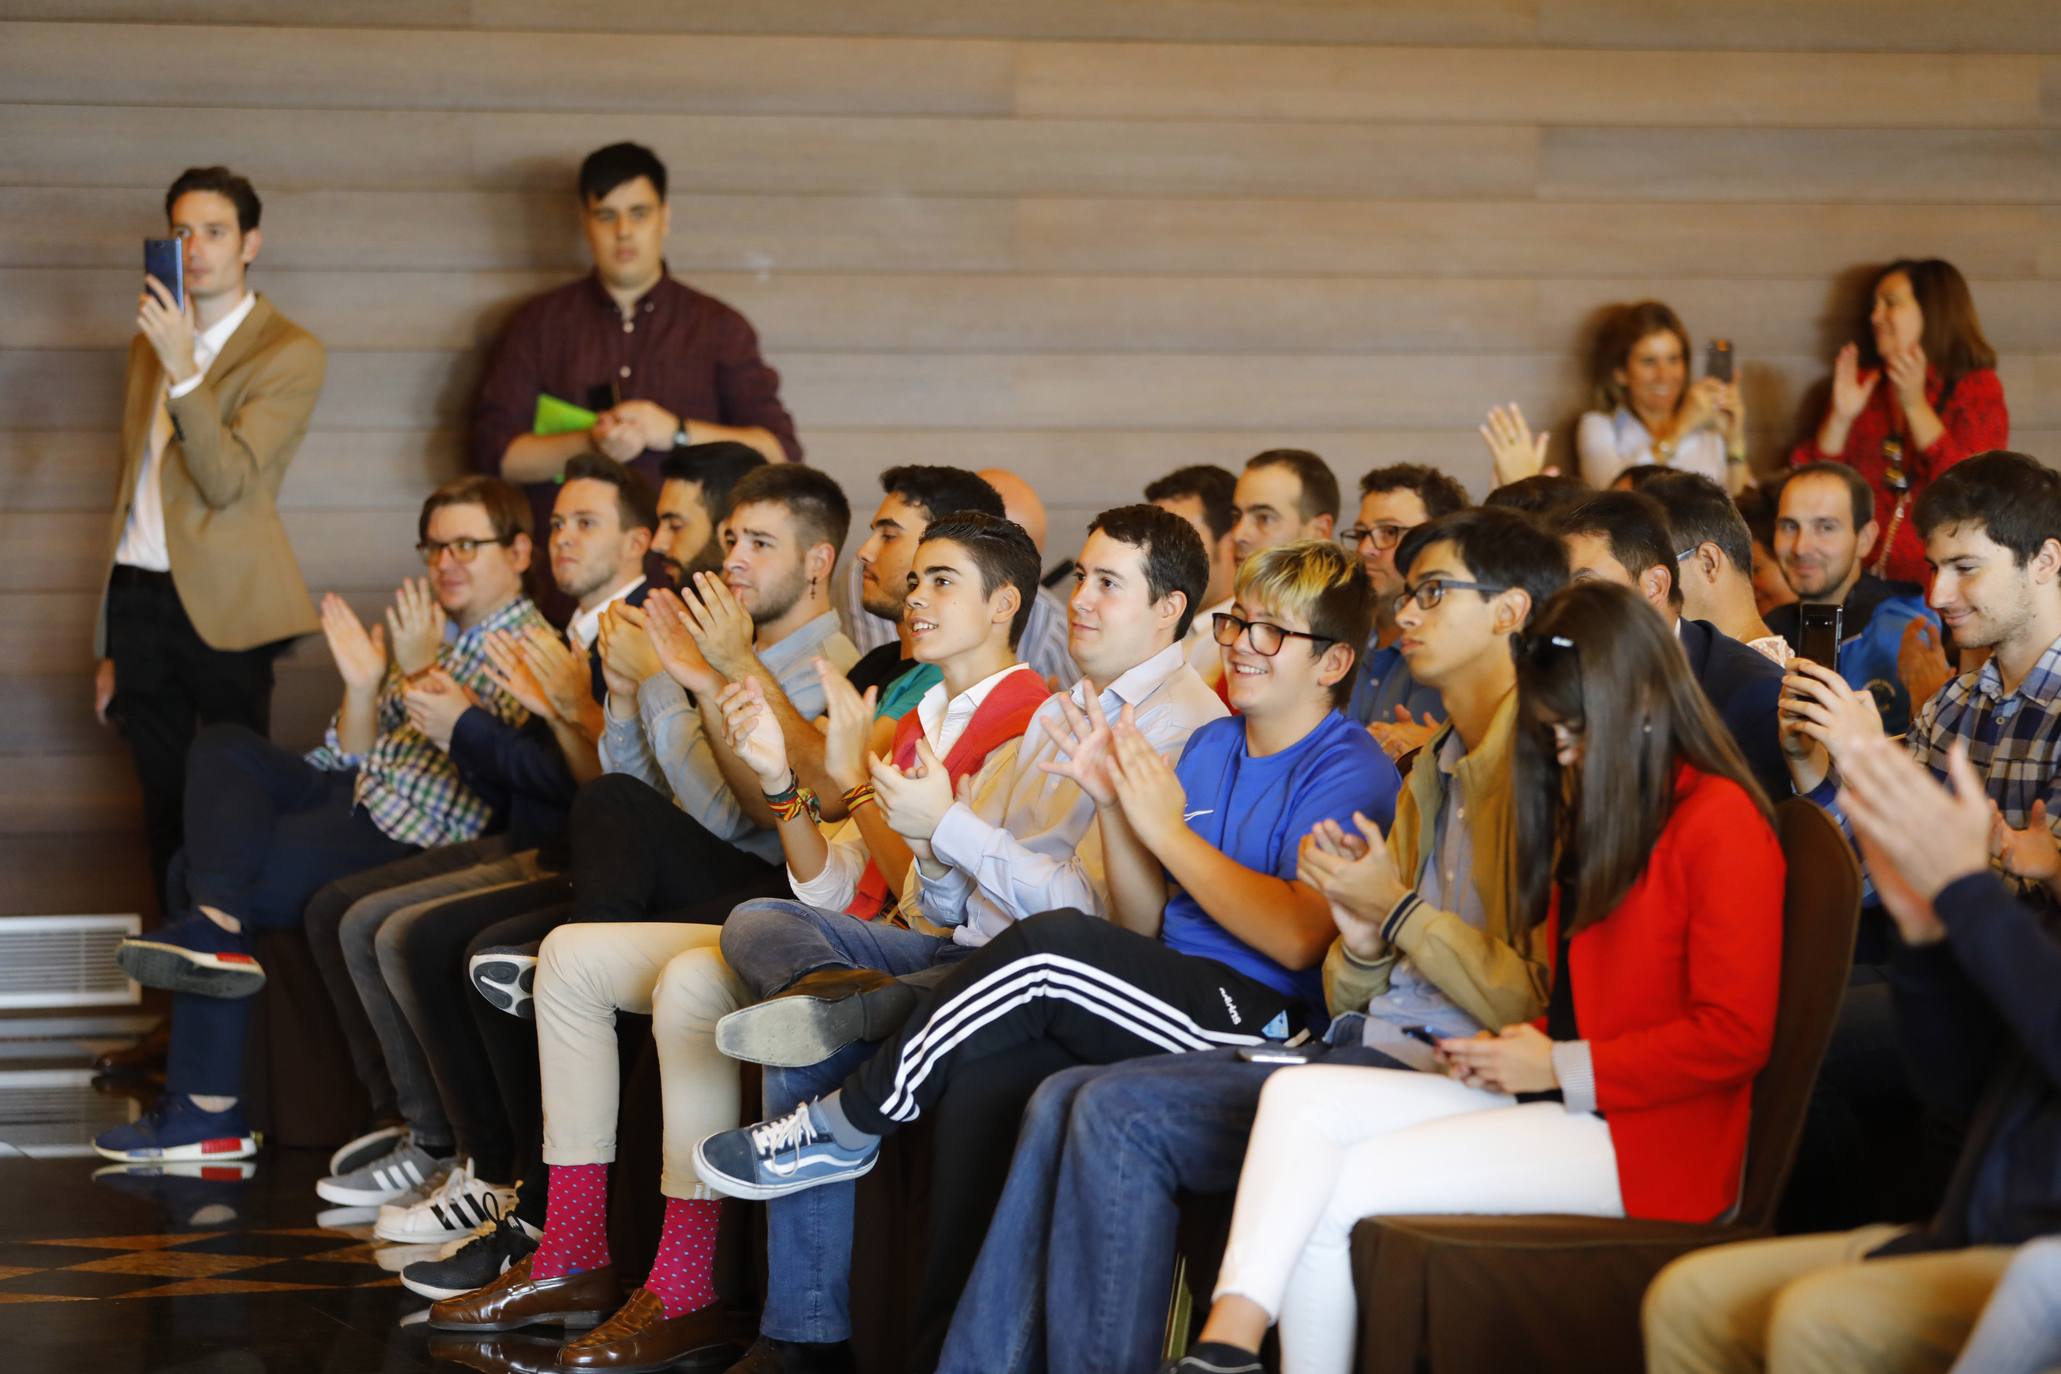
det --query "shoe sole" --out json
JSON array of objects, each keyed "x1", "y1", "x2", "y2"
[
  {"x1": 425, "y1": 1310, "x2": 607, "y2": 1333},
  {"x1": 469, "y1": 956, "x2": 535, "y2": 1021},
  {"x1": 316, "y1": 1178, "x2": 422, "y2": 1206},
  {"x1": 330, "y1": 1124, "x2": 409, "y2": 1176},
  {"x1": 93, "y1": 1135, "x2": 259, "y2": 1164},
  {"x1": 713, "y1": 982, "x2": 917, "y2": 1068},
  {"x1": 116, "y1": 941, "x2": 266, "y2": 999},
  {"x1": 689, "y1": 1138, "x2": 877, "y2": 1201}
]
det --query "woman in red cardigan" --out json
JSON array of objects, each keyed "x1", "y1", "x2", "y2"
[
  {"x1": 1789, "y1": 258, "x2": 2008, "y2": 587},
  {"x1": 1163, "y1": 582, "x2": 1785, "y2": 1374}
]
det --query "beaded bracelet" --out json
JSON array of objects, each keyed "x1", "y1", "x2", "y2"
[{"x1": 842, "y1": 782, "x2": 877, "y2": 813}]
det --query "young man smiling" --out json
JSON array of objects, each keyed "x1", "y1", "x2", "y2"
[
  {"x1": 925, "y1": 507, "x2": 1569, "y2": 1374},
  {"x1": 694, "y1": 540, "x2": 1398, "y2": 1374},
  {"x1": 1181, "y1": 450, "x2": 1341, "y2": 692},
  {"x1": 428, "y1": 515, "x2": 1049, "y2": 1370}
]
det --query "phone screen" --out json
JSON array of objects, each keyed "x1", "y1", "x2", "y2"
[
  {"x1": 1796, "y1": 603, "x2": 1842, "y2": 670},
  {"x1": 1704, "y1": 339, "x2": 1734, "y2": 384},
  {"x1": 143, "y1": 238, "x2": 183, "y2": 310}
]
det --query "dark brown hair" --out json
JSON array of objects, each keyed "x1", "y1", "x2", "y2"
[
  {"x1": 419, "y1": 474, "x2": 532, "y2": 545},
  {"x1": 1513, "y1": 582, "x2": 1771, "y2": 936},
  {"x1": 1590, "y1": 300, "x2": 1691, "y2": 413},
  {"x1": 1862, "y1": 259, "x2": 1997, "y2": 392}
]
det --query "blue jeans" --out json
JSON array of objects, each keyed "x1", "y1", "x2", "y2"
[
  {"x1": 937, "y1": 1041, "x2": 1400, "y2": 1374},
  {"x1": 719, "y1": 898, "x2": 969, "y2": 1343}
]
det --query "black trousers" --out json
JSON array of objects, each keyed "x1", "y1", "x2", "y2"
[
  {"x1": 105, "y1": 571, "x2": 282, "y2": 917},
  {"x1": 840, "y1": 910, "x2": 1295, "y2": 1136},
  {"x1": 570, "y1": 772, "x2": 781, "y2": 920}
]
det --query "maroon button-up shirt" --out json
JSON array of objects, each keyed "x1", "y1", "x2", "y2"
[{"x1": 470, "y1": 269, "x2": 802, "y2": 619}]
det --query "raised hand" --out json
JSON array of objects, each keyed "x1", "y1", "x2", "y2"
[
  {"x1": 1037, "y1": 690, "x2": 1120, "y2": 807},
  {"x1": 1993, "y1": 799, "x2": 2061, "y2": 887},
  {"x1": 1885, "y1": 340, "x2": 1929, "y2": 409},
  {"x1": 481, "y1": 630, "x2": 555, "y2": 719},
  {"x1": 717, "y1": 676, "x2": 791, "y2": 792},
  {"x1": 818, "y1": 659, "x2": 879, "y2": 794},
  {"x1": 1899, "y1": 618, "x2": 1953, "y2": 712},
  {"x1": 1781, "y1": 658, "x2": 1884, "y2": 763},
  {"x1": 137, "y1": 275, "x2": 198, "y2": 385},
  {"x1": 385, "y1": 576, "x2": 448, "y2": 677},
  {"x1": 1369, "y1": 705, "x2": 1439, "y2": 762},
  {"x1": 517, "y1": 625, "x2": 593, "y2": 723},
  {"x1": 1830, "y1": 342, "x2": 1882, "y2": 423},
  {"x1": 1478, "y1": 402, "x2": 1553, "y2": 485},
  {"x1": 679, "y1": 570, "x2": 760, "y2": 681},
  {"x1": 1836, "y1": 739, "x2": 1989, "y2": 935},
  {"x1": 321, "y1": 593, "x2": 389, "y2": 694},
  {"x1": 1678, "y1": 375, "x2": 1727, "y2": 434},
  {"x1": 869, "y1": 737, "x2": 956, "y2": 845},
  {"x1": 1106, "y1": 719, "x2": 1187, "y2": 851},
  {"x1": 643, "y1": 589, "x2": 722, "y2": 696},
  {"x1": 402, "y1": 668, "x2": 477, "y2": 751}
]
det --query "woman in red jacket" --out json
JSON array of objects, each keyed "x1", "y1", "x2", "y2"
[
  {"x1": 1789, "y1": 258, "x2": 2008, "y2": 587},
  {"x1": 1162, "y1": 581, "x2": 1785, "y2": 1374}
]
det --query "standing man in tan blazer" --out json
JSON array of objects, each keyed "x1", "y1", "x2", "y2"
[{"x1": 95, "y1": 166, "x2": 326, "y2": 925}]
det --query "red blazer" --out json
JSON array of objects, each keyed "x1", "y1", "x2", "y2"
[
  {"x1": 1552, "y1": 766, "x2": 1785, "y2": 1223},
  {"x1": 1789, "y1": 365, "x2": 2009, "y2": 587}
]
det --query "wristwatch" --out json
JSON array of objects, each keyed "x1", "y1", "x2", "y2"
[{"x1": 672, "y1": 420, "x2": 694, "y2": 449}]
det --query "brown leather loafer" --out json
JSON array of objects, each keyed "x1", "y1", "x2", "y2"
[
  {"x1": 556, "y1": 1289, "x2": 733, "y2": 1372},
  {"x1": 713, "y1": 968, "x2": 918, "y2": 1067},
  {"x1": 425, "y1": 1333, "x2": 564, "y2": 1373},
  {"x1": 427, "y1": 1256, "x2": 620, "y2": 1332}
]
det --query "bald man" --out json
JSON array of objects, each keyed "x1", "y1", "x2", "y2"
[{"x1": 976, "y1": 467, "x2": 1078, "y2": 688}]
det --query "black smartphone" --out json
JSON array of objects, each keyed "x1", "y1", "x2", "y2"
[
  {"x1": 1236, "y1": 1046, "x2": 1312, "y2": 1065},
  {"x1": 143, "y1": 237, "x2": 183, "y2": 311},
  {"x1": 1705, "y1": 338, "x2": 1734, "y2": 384},
  {"x1": 1400, "y1": 1024, "x2": 1442, "y2": 1048},
  {"x1": 1796, "y1": 602, "x2": 1843, "y2": 670}
]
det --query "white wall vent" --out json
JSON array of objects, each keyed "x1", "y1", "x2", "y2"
[{"x1": 0, "y1": 915, "x2": 143, "y2": 1009}]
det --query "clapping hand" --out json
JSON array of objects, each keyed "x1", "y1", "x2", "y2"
[
  {"x1": 1297, "y1": 814, "x2": 1406, "y2": 960},
  {"x1": 1479, "y1": 402, "x2": 1554, "y2": 485},
  {"x1": 1369, "y1": 706, "x2": 1439, "y2": 762},
  {"x1": 717, "y1": 676, "x2": 791, "y2": 793},
  {"x1": 402, "y1": 669, "x2": 477, "y2": 751},
  {"x1": 597, "y1": 603, "x2": 663, "y2": 700},
  {"x1": 1836, "y1": 739, "x2": 1991, "y2": 945},
  {"x1": 1441, "y1": 1024, "x2": 1558, "y2": 1095},
  {"x1": 678, "y1": 571, "x2": 760, "y2": 681},
  {"x1": 481, "y1": 630, "x2": 555, "y2": 719},
  {"x1": 818, "y1": 660, "x2": 880, "y2": 794},
  {"x1": 869, "y1": 737, "x2": 959, "y2": 848},
  {"x1": 385, "y1": 577, "x2": 448, "y2": 677},
  {"x1": 1899, "y1": 619, "x2": 1953, "y2": 712},
  {"x1": 1038, "y1": 691, "x2": 1122, "y2": 808},
  {"x1": 1992, "y1": 798, "x2": 2061, "y2": 888},
  {"x1": 1884, "y1": 340, "x2": 1930, "y2": 410},
  {"x1": 321, "y1": 593, "x2": 388, "y2": 694},
  {"x1": 516, "y1": 626, "x2": 593, "y2": 723},
  {"x1": 1105, "y1": 719, "x2": 1187, "y2": 851},
  {"x1": 1830, "y1": 342, "x2": 1882, "y2": 423},
  {"x1": 643, "y1": 589, "x2": 722, "y2": 696}
]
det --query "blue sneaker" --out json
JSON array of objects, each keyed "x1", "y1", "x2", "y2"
[
  {"x1": 94, "y1": 1095, "x2": 259, "y2": 1163},
  {"x1": 692, "y1": 1102, "x2": 878, "y2": 1201},
  {"x1": 117, "y1": 912, "x2": 266, "y2": 999}
]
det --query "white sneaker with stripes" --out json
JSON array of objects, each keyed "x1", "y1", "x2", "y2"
[
  {"x1": 314, "y1": 1135, "x2": 448, "y2": 1207},
  {"x1": 373, "y1": 1158, "x2": 517, "y2": 1244}
]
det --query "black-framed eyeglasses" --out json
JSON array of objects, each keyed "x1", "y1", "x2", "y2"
[
  {"x1": 1212, "y1": 612, "x2": 1336, "y2": 658},
  {"x1": 417, "y1": 536, "x2": 512, "y2": 566},
  {"x1": 1340, "y1": 521, "x2": 1417, "y2": 553},
  {"x1": 1391, "y1": 578, "x2": 1509, "y2": 617}
]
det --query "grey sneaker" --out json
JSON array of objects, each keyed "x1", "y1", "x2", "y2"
[
  {"x1": 469, "y1": 943, "x2": 540, "y2": 1020},
  {"x1": 315, "y1": 1136, "x2": 450, "y2": 1207}
]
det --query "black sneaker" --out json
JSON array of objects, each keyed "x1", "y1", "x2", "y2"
[
  {"x1": 401, "y1": 1209, "x2": 540, "y2": 1301},
  {"x1": 468, "y1": 943, "x2": 540, "y2": 1020}
]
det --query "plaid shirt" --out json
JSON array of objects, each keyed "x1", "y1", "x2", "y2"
[{"x1": 306, "y1": 595, "x2": 548, "y2": 848}]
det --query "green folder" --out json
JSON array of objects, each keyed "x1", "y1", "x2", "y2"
[{"x1": 534, "y1": 393, "x2": 599, "y2": 436}]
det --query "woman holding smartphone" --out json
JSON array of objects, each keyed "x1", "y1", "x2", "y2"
[
  {"x1": 1789, "y1": 258, "x2": 2008, "y2": 587},
  {"x1": 1161, "y1": 581, "x2": 1786, "y2": 1374}
]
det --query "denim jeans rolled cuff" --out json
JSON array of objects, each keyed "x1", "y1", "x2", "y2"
[{"x1": 758, "y1": 1041, "x2": 877, "y2": 1344}]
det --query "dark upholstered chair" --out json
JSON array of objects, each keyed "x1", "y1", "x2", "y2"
[{"x1": 1345, "y1": 796, "x2": 1862, "y2": 1374}]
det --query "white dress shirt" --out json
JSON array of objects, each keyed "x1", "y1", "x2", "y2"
[
  {"x1": 115, "y1": 291, "x2": 258, "y2": 572},
  {"x1": 567, "y1": 575, "x2": 645, "y2": 651},
  {"x1": 920, "y1": 640, "x2": 1228, "y2": 949},
  {"x1": 787, "y1": 662, "x2": 1039, "y2": 912}
]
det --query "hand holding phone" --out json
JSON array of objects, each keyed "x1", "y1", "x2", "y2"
[
  {"x1": 1794, "y1": 602, "x2": 1843, "y2": 674},
  {"x1": 143, "y1": 237, "x2": 184, "y2": 312},
  {"x1": 1704, "y1": 338, "x2": 1734, "y2": 385}
]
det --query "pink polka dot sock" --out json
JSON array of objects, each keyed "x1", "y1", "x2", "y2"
[
  {"x1": 530, "y1": 1163, "x2": 612, "y2": 1280},
  {"x1": 641, "y1": 1196, "x2": 722, "y2": 1318}
]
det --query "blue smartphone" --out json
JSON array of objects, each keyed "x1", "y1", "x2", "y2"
[{"x1": 144, "y1": 237, "x2": 183, "y2": 310}]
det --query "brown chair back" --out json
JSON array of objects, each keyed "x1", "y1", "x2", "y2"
[{"x1": 1731, "y1": 796, "x2": 1862, "y2": 1229}]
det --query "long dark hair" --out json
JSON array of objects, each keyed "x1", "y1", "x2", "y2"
[
  {"x1": 1513, "y1": 582, "x2": 1772, "y2": 936},
  {"x1": 1588, "y1": 300, "x2": 1691, "y2": 413},
  {"x1": 1861, "y1": 258, "x2": 1996, "y2": 392}
]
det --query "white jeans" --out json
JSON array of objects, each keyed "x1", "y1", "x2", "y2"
[
  {"x1": 1213, "y1": 1065, "x2": 1623, "y2": 1374},
  {"x1": 534, "y1": 924, "x2": 747, "y2": 1200}
]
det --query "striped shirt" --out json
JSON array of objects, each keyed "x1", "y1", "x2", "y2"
[{"x1": 306, "y1": 595, "x2": 549, "y2": 849}]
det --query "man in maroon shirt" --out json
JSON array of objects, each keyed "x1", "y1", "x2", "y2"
[{"x1": 471, "y1": 142, "x2": 801, "y2": 619}]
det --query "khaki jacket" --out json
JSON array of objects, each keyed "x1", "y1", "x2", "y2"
[
  {"x1": 1322, "y1": 690, "x2": 1553, "y2": 1030},
  {"x1": 95, "y1": 294, "x2": 325, "y2": 655}
]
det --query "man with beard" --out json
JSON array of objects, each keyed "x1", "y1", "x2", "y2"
[{"x1": 653, "y1": 442, "x2": 765, "y2": 584}]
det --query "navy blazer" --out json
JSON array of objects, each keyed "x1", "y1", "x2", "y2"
[
  {"x1": 1678, "y1": 618, "x2": 1790, "y2": 804},
  {"x1": 451, "y1": 579, "x2": 658, "y2": 851}
]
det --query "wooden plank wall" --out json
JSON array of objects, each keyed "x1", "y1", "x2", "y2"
[{"x1": 2, "y1": 1, "x2": 2057, "y2": 914}]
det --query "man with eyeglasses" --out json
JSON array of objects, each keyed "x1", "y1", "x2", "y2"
[
  {"x1": 1341, "y1": 465, "x2": 1472, "y2": 754},
  {"x1": 906, "y1": 509, "x2": 1568, "y2": 1374},
  {"x1": 98, "y1": 476, "x2": 551, "y2": 1166},
  {"x1": 1181, "y1": 450, "x2": 1341, "y2": 693}
]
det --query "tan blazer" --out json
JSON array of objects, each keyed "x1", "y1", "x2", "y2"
[{"x1": 95, "y1": 294, "x2": 326, "y2": 655}]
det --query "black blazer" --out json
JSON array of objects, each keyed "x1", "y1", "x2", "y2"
[{"x1": 1679, "y1": 618, "x2": 1790, "y2": 804}]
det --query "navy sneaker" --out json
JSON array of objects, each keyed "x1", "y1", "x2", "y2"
[
  {"x1": 94, "y1": 1095, "x2": 259, "y2": 1163},
  {"x1": 92, "y1": 1159, "x2": 256, "y2": 1230},
  {"x1": 116, "y1": 913, "x2": 266, "y2": 999},
  {"x1": 468, "y1": 943, "x2": 539, "y2": 1020},
  {"x1": 692, "y1": 1103, "x2": 878, "y2": 1201}
]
